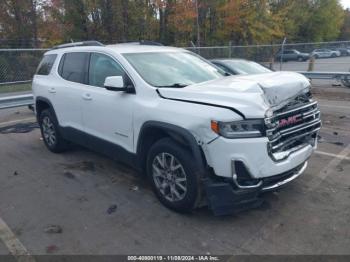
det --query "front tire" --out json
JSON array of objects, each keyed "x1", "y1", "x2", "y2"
[
  {"x1": 39, "y1": 109, "x2": 69, "y2": 153},
  {"x1": 146, "y1": 138, "x2": 201, "y2": 213}
]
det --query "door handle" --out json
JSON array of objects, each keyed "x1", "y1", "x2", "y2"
[
  {"x1": 48, "y1": 87, "x2": 56, "y2": 94},
  {"x1": 82, "y1": 93, "x2": 92, "y2": 101}
]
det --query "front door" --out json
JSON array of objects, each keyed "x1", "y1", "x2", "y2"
[{"x1": 81, "y1": 52, "x2": 135, "y2": 153}]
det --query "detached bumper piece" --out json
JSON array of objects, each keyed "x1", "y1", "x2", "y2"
[{"x1": 205, "y1": 162, "x2": 307, "y2": 216}]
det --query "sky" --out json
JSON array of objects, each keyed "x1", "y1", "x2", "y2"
[{"x1": 341, "y1": 0, "x2": 350, "y2": 9}]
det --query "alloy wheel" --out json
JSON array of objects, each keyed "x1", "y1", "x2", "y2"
[
  {"x1": 42, "y1": 116, "x2": 56, "y2": 147},
  {"x1": 152, "y1": 152, "x2": 187, "y2": 202}
]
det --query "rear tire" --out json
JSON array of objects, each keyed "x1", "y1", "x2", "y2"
[
  {"x1": 146, "y1": 138, "x2": 201, "y2": 213},
  {"x1": 39, "y1": 109, "x2": 69, "y2": 153}
]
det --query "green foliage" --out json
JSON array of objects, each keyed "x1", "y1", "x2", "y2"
[
  {"x1": 0, "y1": 83, "x2": 32, "y2": 94},
  {"x1": 0, "y1": 0, "x2": 347, "y2": 47},
  {"x1": 339, "y1": 9, "x2": 350, "y2": 40}
]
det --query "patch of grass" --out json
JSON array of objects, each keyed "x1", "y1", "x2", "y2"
[{"x1": 0, "y1": 83, "x2": 32, "y2": 94}]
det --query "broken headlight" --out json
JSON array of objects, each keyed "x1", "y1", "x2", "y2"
[{"x1": 211, "y1": 119, "x2": 265, "y2": 138}]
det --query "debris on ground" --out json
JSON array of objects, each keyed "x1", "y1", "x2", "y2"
[
  {"x1": 62, "y1": 161, "x2": 96, "y2": 172},
  {"x1": 63, "y1": 171, "x2": 75, "y2": 179},
  {"x1": 330, "y1": 141, "x2": 344, "y2": 146},
  {"x1": 0, "y1": 122, "x2": 39, "y2": 134},
  {"x1": 336, "y1": 166, "x2": 344, "y2": 172},
  {"x1": 130, "y1": 185, "x2": 139, "y2": 191},
  {"x1": 13, "y1": 171, "x2": 19, "y2": 176},
  {"x1": 46, "y1": 245, "x2": 59, "y2": 254},
  {"x1": 81, "y1": 161, "x2": 96, "y2": 171},
  {"x1": 317, "y1": 135, "x2": 325, "y2": 143},
  {"x1": 107, "y1": 204, "x2": 118, "y2": 214},
  {"x1": 77, "y1": 196, "x2": 88, "y2": 203},
  {"x1": 339, "y1": 115, "x2": 346, "y2": 119},
  {"x1": 333, "y1": 132, "x2": 338, "y2": 135},
  {"x1": 44, "y1": 225, "x2": 63, "y2": 234}
]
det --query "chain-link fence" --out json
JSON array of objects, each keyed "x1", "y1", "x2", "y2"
[
  {"x1": 0, "y1": 49, "x2": 48, "y2": 94},
  {"x1": 1, "y1": 40, "x2": 350, "y2": 94},
  {"x1": 0, "y1": 49, "x2": 48, "y2": 83},
  {"x1": 187, "y1": 40, "x2": 350, "y2": 62}
]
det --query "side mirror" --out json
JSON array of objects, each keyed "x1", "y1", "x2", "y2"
[{"x1": 104, "y1": 76, "x2": 127, "y2": 91}]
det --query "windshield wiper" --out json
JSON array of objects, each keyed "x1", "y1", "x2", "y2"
[{"x1": 155, "y1": 83, "x2": 188, "y2": 88}]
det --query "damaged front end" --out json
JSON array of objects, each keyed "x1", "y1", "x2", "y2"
[
  {"x1": 205, "y1": 161, "x2": 308, "y2": 216},
  {"x1": 204, "y1": 89, "x2": 321, "y2": 216}
]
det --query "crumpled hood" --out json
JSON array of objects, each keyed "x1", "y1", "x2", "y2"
[{"x1": 157, "y1": 72, "x2": 310, "y2": 118}]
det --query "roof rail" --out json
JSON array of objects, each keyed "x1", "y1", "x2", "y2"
[
  {"x1": 139, "y1": 40, "x2": 164, "y2": 46},
  {"x1": 52, "y1": 41, "x2": 104, "y2": 50}
]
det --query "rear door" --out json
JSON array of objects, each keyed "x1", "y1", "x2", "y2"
[{"x1": 54, "y1": 52, "x2": 89, "y2": 131}]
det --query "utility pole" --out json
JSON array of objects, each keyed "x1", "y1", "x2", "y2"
[
  {"x1": 280, "y1": 37, "x2": 287, "y2": 71},
  {"x1": 195, "y1": 0, "x2": 200, "y2": 48}
]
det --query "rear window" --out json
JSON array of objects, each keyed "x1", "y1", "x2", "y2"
[
  {"x1": 36, "y1": 54, "x2": 57, "y2": 75},
  {"x1": 58, "y1": 52, "x2": 89, "y2": 84}
]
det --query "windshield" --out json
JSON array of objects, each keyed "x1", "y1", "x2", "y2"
[
  {"x1": 224, "y1": 60, "x2": 271, "y2": 75},
  {"x1": 123, "y1": 52, "x2": 223, "y2": 87}
]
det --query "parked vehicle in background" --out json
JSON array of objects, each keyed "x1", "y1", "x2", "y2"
[
  {"x1": 275, "y1": 49, "x2": 310, "y2": 62},
  {"x1": 332, "y1": 48, "x2": 350, "y2": 56},
  {"x1": 311, "y1": 49, "x2": 340, "y2": 58},
  {"x1": 211, "y1": 59, "x2": 272, "y2": 75},
  {"x1": 32, "y1": 41, "x2": 321, "y2": 215}
]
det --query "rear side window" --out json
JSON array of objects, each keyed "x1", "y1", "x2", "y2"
[
  {"x1": 58, "y1": 52, "x2": 89, "y2": 84},
  {"x1": 36, "y1": 54, "x2": 57, "y2": 75}
]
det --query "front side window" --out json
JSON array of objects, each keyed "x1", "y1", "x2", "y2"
[
  {"x1": 36, "y1": 54, "x2": 57, "y2": 75},
  {"x1": 59, "y1": 52, "x2": 89, "y2": 84},
  {"x1": 89, "y1": 53, "x2": 125, "y2": 87},
  {"x1": 123, "y1": 52, "x2": 223, "y2": 87}
]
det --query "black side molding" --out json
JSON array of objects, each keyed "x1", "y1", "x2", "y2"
[
  {"x1": 156, "y1": 89, "x2": 246, "y2": 119},
  {"x1": 59, "y1": 126, "x2": 138, "y2": 169}
]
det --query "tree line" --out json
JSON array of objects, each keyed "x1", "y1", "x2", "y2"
[{"x1": 0, "y1": 0, "x2": 347, "y2": 48}]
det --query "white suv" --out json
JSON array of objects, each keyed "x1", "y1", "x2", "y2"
[{"x1": 32, "y1": 41, "x2": 321, "y2": 215}]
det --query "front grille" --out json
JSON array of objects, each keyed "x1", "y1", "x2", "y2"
[{"x1": 265, "y1": 98, "x2": 321, "y2": 157}]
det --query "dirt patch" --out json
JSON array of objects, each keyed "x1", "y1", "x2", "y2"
[
  {"x1": 61, "y1": 161, "x2": 96, "y2": 172},
  {"x1": 0, "y1": 122, "x2": 38, "y2": 134},
  {"x1": 312, "y1": 87, "x2": 350, "y2": 101}
]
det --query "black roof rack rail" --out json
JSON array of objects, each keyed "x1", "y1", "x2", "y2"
[
  {"x1": 52, "y1": 41, "x2": 104, "y2": 50},
  {"x1": 139, "y1": 40, "x2": 163, "y2": 46}
]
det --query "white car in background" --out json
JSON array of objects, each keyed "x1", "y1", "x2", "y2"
[{"x1": 311, "y1": 49, "x2": 340, "y2": 58}]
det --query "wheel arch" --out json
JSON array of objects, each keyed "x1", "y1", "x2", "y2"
[
  {"x1": 35, "y1": 96, "x2": 57, "y2": 122},
  {"x1": 136, "y1": 121, "x2": 207, "y2": 173}
]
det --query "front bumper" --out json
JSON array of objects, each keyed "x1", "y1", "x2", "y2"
[
  {"x1": 204, "y1": 136, "x2": 315, "y2": 179},
  {"x1": 205, "y1": 162, "x2": 308, "y2": 216}
]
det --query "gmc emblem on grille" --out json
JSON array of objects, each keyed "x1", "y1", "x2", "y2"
[{"x1": 279, "y1": 115, "x2": 302, "y2": 128}]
